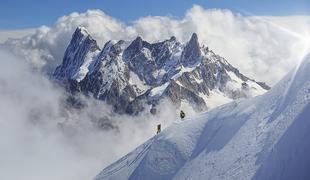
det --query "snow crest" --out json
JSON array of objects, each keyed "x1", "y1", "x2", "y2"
[{"x1": 94, "y1": 54, "x2": 310, "y2": 180}]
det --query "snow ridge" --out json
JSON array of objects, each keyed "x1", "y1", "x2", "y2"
[{"x1": 94, "y1": 54, "x2": 310, "y2": 180}]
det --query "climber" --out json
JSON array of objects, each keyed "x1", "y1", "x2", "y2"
[
  {"x1": 180, "y1": 110, "x2": 186, "y2": 119},
  {"x1": 157, "y1": 124, "x2": 161, "y2": 134}
]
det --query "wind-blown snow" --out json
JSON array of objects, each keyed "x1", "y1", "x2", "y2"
[{"x1": 94, "y1": 53, "x2": 310, "y2": 180}]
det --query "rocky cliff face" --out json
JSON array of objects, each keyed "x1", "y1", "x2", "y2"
[
  {"x1": 53, "y1": 26, "x2": 270, "y2": 114},
  {"x1": 53, "y1": 27, "x2": 100, "y2": 82}
]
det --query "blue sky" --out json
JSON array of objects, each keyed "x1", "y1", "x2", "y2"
[{"x1": 0, "y1": 0, "x2": 309, "y2": 29}]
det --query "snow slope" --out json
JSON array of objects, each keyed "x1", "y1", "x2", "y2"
[{"x1": 94, "y1": 53, "x2": 310, "y2": 180}]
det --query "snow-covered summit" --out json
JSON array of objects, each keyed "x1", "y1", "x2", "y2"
[
  {"x1": 94, "y1": 54, "x2": 310, "y2": 180},
  {"x1": 76, "y1": 26, "x2": 90, "y2": 36},
  {"x1": 53, "y1": 27, "x2": 269, "y2": 114},
  {"x1": 53, "y1": 26, "x2": 100, "y2": 82}
]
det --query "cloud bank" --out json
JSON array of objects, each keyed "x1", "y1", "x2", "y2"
[
  {"x1": 0, "y1": 28, "x2": 35, "y2": 43},
  {"x1": 3, "y1": 5, "x2": 310, "y2": 85},
  {"x1": 0, "y1": 49, "x2": 176, "y2": 180}
]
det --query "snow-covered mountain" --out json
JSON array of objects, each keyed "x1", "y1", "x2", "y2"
[
  {"x1": 93, "y1": 53, "x2": 310, "y2": 180},
  {"x1": 53, "y1": 27, "x2": 100, "y2": 82},
  {"x1": 53, "y1": 26, "x2": 269, "y2": 114}
]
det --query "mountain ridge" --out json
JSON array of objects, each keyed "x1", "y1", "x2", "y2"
[{"x1": 53, "y1": 26, "x2": 270, "y2": 114}]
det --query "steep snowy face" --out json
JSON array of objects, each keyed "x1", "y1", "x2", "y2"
[
  {"x1": 53, "y1": 26, "x2": 100, "y2": 82},
  {"x1": 81, "y1": 40, "x2": 129, "y2": 96},
  {"x1": 79, "y1": 40, "x2": 144, "y2": 113},
  {"x1": 252, "y1": 55, "x2": 310, "y2": 180},
  {"x1": 53, "y1": 26, "x2": 269, "y2": 114},
  {"x1": 94, "y1": 54, "x2": 310, "y2": 180},
  {"x1": 123, "y1": 37, "x2": 157, "y2": 85}
]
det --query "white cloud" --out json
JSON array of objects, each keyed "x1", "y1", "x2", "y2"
[
  {"x1": 3, "y1": 5, "x2": 310, "y2": 84},
  {"x1": 0, "y1": 49, "x2": 177, "y2": 180},
  {"x1": 0, "y1": 28, "x2": 35, "y2": 43}
]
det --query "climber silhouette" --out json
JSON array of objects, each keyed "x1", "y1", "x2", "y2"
[
  {"x1": 180, "y1": 110, "x2": 185, "y2": 119},
  {"x1": 157, "y1": 124, "x2": 161, "y2": 134}
]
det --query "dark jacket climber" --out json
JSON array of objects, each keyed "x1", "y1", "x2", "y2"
[
  {"x1": 180, "y1": 110, "x2": 186, "y2": 119},
  {"x1": 157, "y1": 124, "x2": 161, "y2": 134}
]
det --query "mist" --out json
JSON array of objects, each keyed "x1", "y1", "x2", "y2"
[{"x1": 0, "y1": 49, "x2": 177, "y2": 180}]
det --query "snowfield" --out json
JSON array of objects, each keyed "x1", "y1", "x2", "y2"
[{"x1": 94, "y1": 53, "x2": 310, "y2": 180}]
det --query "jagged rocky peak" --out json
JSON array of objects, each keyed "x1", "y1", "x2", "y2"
[
  {"x1": 124, "y1": 36, "x2": 148, "y2": 58},
  {"x1": 181, "y1": 33, "x2": 202, "y2": 66},
  {"x1": 70, "y1": 26, "x2": 99, "y2": 51},
  {"x1": 124, "y1": 35, "x2": 181, "y2": 63},
  {"x1": 53, "y1": 28, "x2": 270, "y2": 115},
  {"x1": 75, "y1": 26, "x2": 89, "y2": 36},
  {"x1": 122, "y1": 35, "x2": 184, "y2": 86},
  {"x1": 53, "y1": 26, "x2": 100, "y2": 81},
  {"x1": 110, "y1": 40, "x2": 126, "y2": 54},
  {"x1": 99, "y1": 40, "x2": 126, "y2": 58},
  {"x1": 150, "y1": 36, "x2": 181, "y2": 67},
  {"x1": 93, "y1": 40, "x2": 128, "y2": 77}
]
